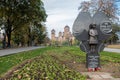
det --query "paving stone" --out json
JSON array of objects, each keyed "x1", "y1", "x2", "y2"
[
  {"x1": 100, "y1": 74, "x2": 114, "y2": 79},
  {"x1": 89, "y1": 75, "x2": 102, "y2": 79},
  {"x1": 91, "y1": 78, "x2": 103, "y2": 80},
  {"x1": 106, "y1": 78, "x2": 115, "y2": 80},
  {"x1": 81, "y1": 72, "x2": 118, "y2": 80},
  {"x1": 113, "y1": 78, "x2": 120, "y2": 80}
]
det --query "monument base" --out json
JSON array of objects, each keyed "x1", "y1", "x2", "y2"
[{"x1": 86, "y1": 52, "x2": 100, "y2": 69}]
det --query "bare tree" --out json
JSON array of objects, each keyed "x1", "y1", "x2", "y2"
[{"x1": 79, "y1": 0, "x2": 119, "y2": 20}]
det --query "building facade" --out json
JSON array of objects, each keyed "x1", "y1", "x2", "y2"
[{"x1": 51, "y1": 25, "x2": 75, "y2": 45}]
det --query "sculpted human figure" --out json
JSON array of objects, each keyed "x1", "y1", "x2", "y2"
[{"x1": 89, "y1": 24, "x2": 98, "y2": 52}]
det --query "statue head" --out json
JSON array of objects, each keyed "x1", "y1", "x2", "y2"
[{"x1": 89, "y1": 24, "x2": 96, "y2": 29}]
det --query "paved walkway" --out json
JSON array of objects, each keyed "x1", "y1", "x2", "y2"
[
  {"x1": 104, "y1": 48, "x2": 120, "y2": 53},
  {"x1": 81, "y1": 72, "x2": 120, "y2": 80},
  {"x1": 0, "y1": 46, "x2": 44, "y2": 57}
]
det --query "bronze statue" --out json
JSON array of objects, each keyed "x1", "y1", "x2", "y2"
[{"x1": 89, "y1": 24, "x2": 98, "y2": 52}]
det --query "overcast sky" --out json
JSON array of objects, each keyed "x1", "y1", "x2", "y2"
[
  {"x1": 43, "y1": 0, "x2": 120, "y2": 38},
  {"x1": 43, "y1": 0, "x2": 90, "y2": 37}
]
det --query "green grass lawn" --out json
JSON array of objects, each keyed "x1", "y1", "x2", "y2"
[
  {"x1": 0, "y1": 46, "x2": 120, "y2": 79},
  {"x1": 0, "y1": 47, "x2": 51, "y2": 76}
]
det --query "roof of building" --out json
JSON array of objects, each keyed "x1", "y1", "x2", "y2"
[
  {"x1": 64, "y1": 25, "x2": 69, "y2": 29},
  {"x1": 51, "y1": 29, "x2": 55, "y2": 32}
]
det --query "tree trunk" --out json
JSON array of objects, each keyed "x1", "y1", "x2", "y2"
[
  {"x1": 6, "y1": 19, "x2": 12, "y2": 48},
  {"x1": 27, "y1": 27, "x2": 32, "y2": 46},
  {"x1": 7, "y1": 32, "x2": 11, "y2": 47}
]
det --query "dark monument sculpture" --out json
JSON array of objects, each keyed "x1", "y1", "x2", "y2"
[
  {"x1": 89, "y1": 24, "x2": 98, "y2": 52},
  {"x1": 72, "y1": 11, "x2": 112, "y2": 71}
]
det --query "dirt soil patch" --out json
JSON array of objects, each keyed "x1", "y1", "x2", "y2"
[
  {"x1": 50, "y1": 51, "x2": 120, "y2": 78},
  {"x1": 63, "y1": 60, "x2": 120, "y2": 78},
  {"x1": 107, "y1": 44, "x2": 120, "y2": 49}
]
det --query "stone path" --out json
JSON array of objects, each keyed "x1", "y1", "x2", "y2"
[
  {"x1": 0, "y1": 46, "x2": 44, "y2": 57},
  {"x1": 81, "y1": 72, "x2": 120, "y2": 80}
]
